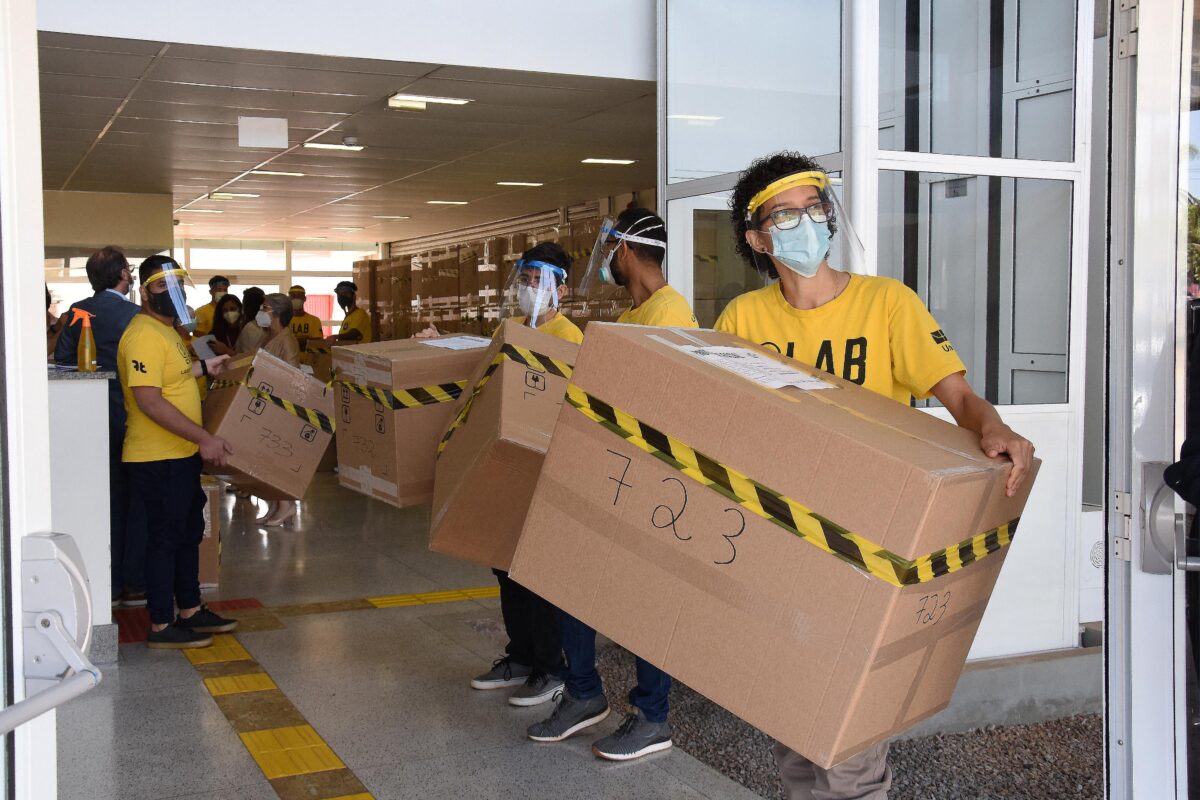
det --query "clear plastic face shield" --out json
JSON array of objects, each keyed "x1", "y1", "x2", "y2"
[
  {"x1": 743, "y1": 170, "x2": 865, "y2": 279},
  {"x1": 142, "y1": 266, "x2": 197, "y2": 329},
  {"x1": 578, "y1": 216, "x2": 668, "y2": 307},
  {"x1": 501, "y1": 259, "x2": 567, "y2": 324}
]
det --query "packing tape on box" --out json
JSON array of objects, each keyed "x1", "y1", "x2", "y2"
[
  {"x1": 209, "y1": 379, "x2": 335, "y2": 435},
  {"x1": 437, "y1": 344, "x2": 574, "y2": 455},
  {"x1": 565, "y1": 383, "x2": 1019, "y2": 588},
  {"x1": 330, "y1": 374, "x2": 468, "y2": 410}
]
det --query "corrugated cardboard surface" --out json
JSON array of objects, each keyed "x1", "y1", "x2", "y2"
[
  {"x1": 332, "y1": 335, "x2": 491, "y2": 508},
  {"x1": 430, "y1": 320, "x2": 580, "y2": 571},
  {"x1": 508, "y1": 323, "x2": 1039, "y2": 767},
  {"x1": 199, "y1": 476, "x2": 221, "y2": 587},
  {"x1": 201, "y1": 350, "x2": 334, "y2": 501}
]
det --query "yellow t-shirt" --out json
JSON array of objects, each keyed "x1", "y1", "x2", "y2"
[
  {"x1": 340, "y1": 307, "x2": 373, "y2": 343},
  {"x1": 714, "y1": 275, "x2": 966, "y2": 404},
  {"x1": 617, "y1": 285, "x2": 698, "y2": 328},
  {"x1": 291, "y1": 311, "x2": 323, "y2": 342},
  {"x1": 512, "y1": 312, "x2": 584, "y2": 344},
  {"x1": 193, "y1": 302, "x2": 216, "y2": 336},
  {"x1": 118, "y1": 314, "x2": 202, "y2": 462}
]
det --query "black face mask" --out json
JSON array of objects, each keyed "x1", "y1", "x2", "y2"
[
  {"x1": 338, "y1": 294, "x2": 355, "y2": 312},
  {"x1": 147, "y1": 289, "x2": 177, "y2": 321}
]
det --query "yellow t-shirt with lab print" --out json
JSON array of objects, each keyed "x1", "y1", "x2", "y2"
[
  {"x1": 617, "y1": 285, "x2": 698, "y2": 328},
  {"x1": 118, "y1": 314, "x2": 202, "y2": 462},
  {"x1": 714, "y1": 274, "x2": 966, "y2": 404},
  {"x1": 511, "y1": 312, "x2": 585, "y2": 344},
  {"x1": 290, "y1": 311, "x2": 323, "y2": 342}
]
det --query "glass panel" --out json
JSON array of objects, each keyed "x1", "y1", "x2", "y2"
[
  {"x1": 878, "y1": 171, "x2": 1072, "y2": 405},
  {"x1": 878, "y1": 0, "x2": 1077, "y2": 161},
  {"x1": 666, "y1": 0, "x2": 841, "y2": 184},
  {"x1": 691, "y1": 206, "x2": 764, "y2": 328},
  {"x1": 186, "y1": 241, "x2": 285, "y2": 272}
]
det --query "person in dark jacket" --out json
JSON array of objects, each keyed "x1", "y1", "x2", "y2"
[{"x1": 55, "y1": 246, "x2": 147, "y2": 606}]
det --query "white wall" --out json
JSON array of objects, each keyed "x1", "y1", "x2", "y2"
[{"x1": 37, "y1": 0, "x2": 656, "y2": 82}]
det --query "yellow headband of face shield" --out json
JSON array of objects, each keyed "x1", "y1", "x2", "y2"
[
  {"x1": 143, "y1": 267, "x2": 189, "y2": 286},
  {"x1": 745, "y1": 170, "x2": 830, "y2": 221}
]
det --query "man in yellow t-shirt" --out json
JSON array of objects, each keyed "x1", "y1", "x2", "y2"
[
  {"x1": 528, "y1": 208, "x2": 694, "y2": 761},
  {"x1": 324, "y1": 280, "x2": 373, "y2": 344},
  {"x1": 716, "y1": 153, "x2": 1035, "y2": 800},
  {"x1": 288, "y1": 285, "x2": 324, "y2": 348},
  {"x1": 470, "y1": 242, "x2": 580, "y2": 712},
  {"x1": 192, "y1": 275, "x2": 229, "y2": 337},
  {"x1": 119, "y1": 256, "x2": 240, "y2": 650}
]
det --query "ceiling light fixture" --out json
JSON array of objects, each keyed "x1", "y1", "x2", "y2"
[
  {"x1": 581, "y1": 158, "x2": 636, "y2": 165},
  {"x1": 426, "y1": 200, "x2": 468, "y2": 205},
  {"x1": 249, "y1": 169, "x2": 305, "y2": 177},
  {"x1": 667, "y1": 114, "x2": 724, "y2": 122},
  {"x1": 303, "y1": 138, "x2": 364, "y2": 152},
  {"x1": 209, "y1": 192, "x2": 260, "y2": 200},
  {"x1": 388, "y1": 93, "x2": 473, "y2": 111},
  {"x1": 330, "y1": 227, "x2": 362, "y2": 232},
  {"x1": 176, "y1": 208, "x2": 224, "y2": 214},
  {"x1": 496, "y1": 181, "x2": 544, "y2": 187},
  {"x1": 295, "y1": 236, "x2": 326, "y2": 241},
  {"x1": 373, "y1": 215, "x2": 410, "y2": 220}
]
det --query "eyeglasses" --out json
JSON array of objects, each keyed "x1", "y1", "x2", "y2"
[{"x1": 756, "y1": 202, "x2": 833, "y2": 231}]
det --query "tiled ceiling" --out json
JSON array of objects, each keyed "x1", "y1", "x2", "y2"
[{"x1": 38, "y1": 33, "x2": 656, "y2": 243}]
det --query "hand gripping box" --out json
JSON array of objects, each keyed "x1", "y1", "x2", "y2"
[
  {"x1": 332, "y1": 334, "x2": 492, "y2": 507},
  {"x1": 508, "y1": 324, "x2": 1039, "y2": 768},
  {"x1": 430, "y1": 320, "x2": 580, "y2": 571},
  {"x1": 201, "y1": 350, "x2": 335, "y2": 501}
]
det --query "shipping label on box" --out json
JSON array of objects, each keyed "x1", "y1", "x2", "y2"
[
  {"x1": 429, "y1": 320, "x2": 580, "y2": 571},
  {"x1": 508, "y1": 323, "x2": 1039, "y2": 768},
  {"x1": 332, "y1": 335, "x2": 492, "y2": 508},
  {"x1": 201, "y1": 350, "x2": 334, "y2": 501}
]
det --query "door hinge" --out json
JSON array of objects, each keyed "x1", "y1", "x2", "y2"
[
  {"x1": 1114, "y1": 490, "x2": 1133, "y2": 561},
  {"x1": 1118, "y1": 0, "x2": 1139, "y2": 58}
]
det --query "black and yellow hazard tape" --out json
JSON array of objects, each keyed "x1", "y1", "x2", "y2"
[
  {"x1": 436, "y1": 343, "x2": 573, "y2": 455},
  {"x1": 210, "y1": 379, "x2": 336, "y2": 435},
  {"x1": 565, "y1": 383, "x2": 1018, "y2": 587},
  {"x1": 330, "y1": 376, "x2": 467, "y2": 410}
]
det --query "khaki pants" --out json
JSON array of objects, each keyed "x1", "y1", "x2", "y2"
[{"x1": 773, "y1": 740, "x2": 892, "y2": 800}]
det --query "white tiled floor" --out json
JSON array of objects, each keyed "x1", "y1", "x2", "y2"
[{"x1": 57, "y1": 473, "x2": 761, "y2": 800}]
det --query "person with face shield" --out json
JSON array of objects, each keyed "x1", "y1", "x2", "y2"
[
  {"x1": 287, "y1": 285, "x2": 324, "y2": 348},
  {"x1": 526, "y1": 209, "x2": 693, "y2": 761},
  {"x1": 324, "y1": 280, "x2": 373, "y2": 344},
  {"x1": 193, "y1": 275, "x2": 230, "y2": 337},
  {"x1": 117, "y1": 256, "x2": 240, "y2": 649},
  {"x1": 717, "y1": 152, "x2": 1035, "y2": 799},
  {"x1": 470, "y1": 242, "x2": 579, "y2": 708}
]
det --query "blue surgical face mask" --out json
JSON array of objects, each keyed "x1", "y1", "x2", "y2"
[{"x1": 769, "y1": 217, "x2": 831, "y2": 278}]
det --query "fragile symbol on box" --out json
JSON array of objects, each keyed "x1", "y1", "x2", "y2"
[
  {"x1": 300, "y1": 424, "x2": 318, "y2": 443},
  {"x1": 525, "y1": 371, "x2": 546, "y2": 392},
  {"x1": 341, "y1": 404, "x2": 351, "y2": 423},
  {"x1": 340, "y1": 387, "x2": 350, "y2": 403},
  {"x1": 375, "y1": 413, "x2": 385, "y2": 434},
  {"x1": 248, "y1": 396, "x2": 267, "y2": 415}
]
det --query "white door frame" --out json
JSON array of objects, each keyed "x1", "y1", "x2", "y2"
[
  {"x1": 0, "y1": 0, "x2": 59, "y2": 797},
  {"x1": 1106, "y1": 0, "x2": 1191, "y2": 796}
]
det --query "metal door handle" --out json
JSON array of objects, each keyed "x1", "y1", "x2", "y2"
[{"x1": 1176, "y1": 508, "x2": 1200, "y2": 571}]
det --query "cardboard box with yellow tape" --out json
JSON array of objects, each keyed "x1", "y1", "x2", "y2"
[
  {"x1": 430, "y1": 320, "x2": 579, "y2": 570},
  {"x1": 508, "y1": 323, "x2": 1039, "y2": 768},
  {"x1": 201, "y1": 349, "x2": 335, "y2": 501},
  {"x1": 331, "y1": 335, "x2": 492, "y2": 507}
]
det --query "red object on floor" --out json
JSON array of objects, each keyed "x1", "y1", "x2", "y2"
[{"x1": 115, "y1": 598, "x2": 262, "y2": 645}]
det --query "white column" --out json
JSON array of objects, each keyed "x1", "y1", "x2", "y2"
[{"x1": 842, "y1": 0, "x2": 880, "y2": 275}]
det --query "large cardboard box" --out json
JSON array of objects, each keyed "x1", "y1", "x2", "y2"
[
  {"x1": 298, "y1": 346, "x2": 334, "y2": 383},
  {"x1": 201, "y1": 350, "x2": 335, "y2": 501},
  {"x1": 508, "y1": 324, "x2": 1039, "y2": 768},
  {"x1": 199, "y1": 476, "x2": 221, "y2": 587},
  {"x1": 333, "y1": 334, "x2": 492, "y2": 507},
  {"x1": 430, "y1": 320, "x2": 580, "y2": 570}
]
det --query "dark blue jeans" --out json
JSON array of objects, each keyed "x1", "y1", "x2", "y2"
[
  {"x1": 493, "y1": 568, "x2": 563, "y2": 675},
  {"x1": 127, "y1": 455, "x2": 205, "y2": 626},
  {"x1": 109, "y1": 429, "x2": 147, "y2": 596},
  {"x1": 557, "y1": 608, "x2": 671, "y2": 723}
]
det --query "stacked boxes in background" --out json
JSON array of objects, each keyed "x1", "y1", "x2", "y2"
[
  {"x1": 508, "y1": 323, "x2": 1039, "y2": 768},
  {"x1": 332, "y1": 335, "x2": 492, "y2": 508},
  {"x1": 429, "y1": 320, "x2": 579, "y2": 570}
]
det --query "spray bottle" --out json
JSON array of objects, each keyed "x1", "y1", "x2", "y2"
[{"x1": 72, "y1": 308, "x2": 97, "y2": 372}]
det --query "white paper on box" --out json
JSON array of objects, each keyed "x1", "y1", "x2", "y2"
[
  {"x1": 420, "y1": 336, "x2": 492, "y2": 351},
  {"x1": 675, "y1": 345, "x2": 835, "y2": 391}
]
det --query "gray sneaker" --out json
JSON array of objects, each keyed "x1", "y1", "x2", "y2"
[
  {"x1": 508, "y1": 671, "x2": 565, "y2": 707},
  {"x1": 471, "y1": 656, "x2": 531, "y2": 690},
  {"x1": 527, "y1": 690, "x2": 610, "y2": 742},
  {"x1": 592, "y1": 711, "x2": 673, "y2": 761}
]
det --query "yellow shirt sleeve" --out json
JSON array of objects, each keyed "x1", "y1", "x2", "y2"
[
  {"x1": 341, "y1": 308, "x2": 373, "y2": 343},
  {"x1": 542, "y1": 313, "x2": 584, "y2": 344},
  {"x1": 120, "y1": 322, "x2": 170, "y2": 389},
  {"x1": 713, "y1": 298, "x2": 738, "y2": 335},
  {"x1": 888, "y1": 283, "x2": 968, "y2": 399},
  {"x1": 193, "y1": 303, "x2": 215, "y2": 336},
  {"x1": 618, "y1": 286, "x2": 699, "y2": 328}
]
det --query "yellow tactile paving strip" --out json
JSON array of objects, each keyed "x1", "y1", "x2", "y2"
[
  {"x1": 205, "y1": 672, "x2": 278, "y2": 696},
  {"x1": 367, "y1": 585, "x2": 500, "y2": 608},
  {"x1": 184, "y1": 634, "x2": 252, "y2": 665},
  {"x1": 240, "y1": 725, "x2": 347, "y2": 780}
]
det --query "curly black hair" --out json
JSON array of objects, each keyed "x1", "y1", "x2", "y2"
[
  {"x1": 613, "y1": 207, "x2": 667, "y2": 268},
  {"x1": 729, "y1": 151, "x2": 837, "y2": 279}
]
